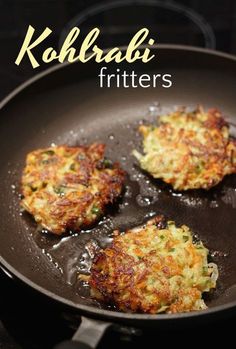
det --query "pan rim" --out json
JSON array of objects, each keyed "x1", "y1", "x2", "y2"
[
  {"x1": 1, "y1": 258, "x2": 236, "y2": 321},
  {"x1": 0, "y1": 44, "x2": 236, "y2": 322}
]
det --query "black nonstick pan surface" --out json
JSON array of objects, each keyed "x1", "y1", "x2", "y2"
[{"x1": 0, "y1": 45, "x2": 236, "y2": 347}]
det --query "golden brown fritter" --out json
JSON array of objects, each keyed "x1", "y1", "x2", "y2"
[
  {"x1": 89, "y1": 216, "x2": 218, "y2": 314},
  {"x1": 21, "y1": 144, "x2": 125, "y2": 235},
  {"x1": 133, "y1": 107, "x2": 236, "y2": 190}
]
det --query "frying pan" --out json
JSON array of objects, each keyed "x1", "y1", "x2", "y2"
[{"x1": 0, "y1": 45, "x2": 236, "y2": 348}]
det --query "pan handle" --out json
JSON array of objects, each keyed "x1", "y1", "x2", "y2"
[{"x1": 53, "y1": 316, "x2": 111, "y2": 349}]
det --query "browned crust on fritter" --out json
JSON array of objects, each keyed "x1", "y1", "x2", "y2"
[
  {"x1": 89, "y1": 216, "x2": 217, "y2": 314},
  {"x1": 135, "y1": 107, "x2": 236, "y2": 190},
  {"x1": 21, "y1": 143, "x2": 125, "y2": 235}
]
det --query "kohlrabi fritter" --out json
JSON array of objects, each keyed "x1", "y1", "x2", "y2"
[
  {"x1": 89, "y1": 216, "x2": 218, "y2": 314},
  {"x1": 133, "y1": 107, "x2": 236, "y2": 190},
  {"x1": 21, "y1": 144, "x2": 125, "y2": 235}
]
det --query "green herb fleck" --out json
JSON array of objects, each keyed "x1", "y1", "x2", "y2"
[
  {"x1": 91, "y1": 206, "x2": 100, "y2": 215},
  {"x1": 103, "y1": 158, "x2": 113, "y2": 168},
  {"x1": 183, "y1": 235, "x2": 189, "y2": 242},
  {"x1": 54, "y1": 186, "x2": 65, "y2": 196},
  {"x1": 160, "y1": 235, "x2": 165, "y2": 240},
  {"x1": 44, "y1": 150, "x2": 55, "y2": 156},
  {"x1": 70, "y1": 163, "x2": 76, "y2": 171},
  {"x1": 195, "y1": 164, "x2": 202, "y2": 174},
  {"x1": 169, "y1": 248, "x2": 175, "y2": 252},
  {"x1": 196, "y1": 245, "x2": 203, "y2": 250}
]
